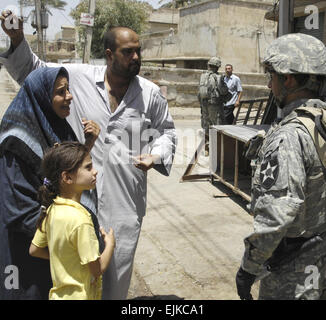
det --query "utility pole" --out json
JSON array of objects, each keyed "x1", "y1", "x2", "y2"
[
  {"x1": 19, "y1": 0, "x2": 24, "y2": 19},
  {"x1": 34, "y1": 0, "x2": 45, "y2": 60},
  {"x1": 82, "y1": 0, "x2": 96, "y2": 64}
]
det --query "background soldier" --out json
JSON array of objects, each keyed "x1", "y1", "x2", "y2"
[
  {"x1": 198, "y1": 57, "x2": 227, "y2": 156},
  {"x1": 236, "y1": 33, "x2": 326, "y2": 300}
]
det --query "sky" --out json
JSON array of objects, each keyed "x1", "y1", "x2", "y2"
[{"x1": 0, "y1": 0, "x2": 165, "y2": 46}]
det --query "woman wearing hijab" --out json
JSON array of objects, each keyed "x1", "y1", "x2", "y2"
[{"x1": 0, "y1": 67, "x2": 100, "y2": 300}]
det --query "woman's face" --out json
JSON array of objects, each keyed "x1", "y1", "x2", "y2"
[{"x1": 52, "y1": 76, "x2": 73, "y2": 119}]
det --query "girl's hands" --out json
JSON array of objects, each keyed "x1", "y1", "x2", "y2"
[
  {"x1": 82, "y1": 118, "x2": 100, "y2": 151},
  {"x1": 100, "y1": 227, "x2": 115, "y2": 249}
]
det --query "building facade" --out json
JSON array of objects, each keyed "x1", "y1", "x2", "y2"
[{"x1": 141, "y1": 0, "x2": 277, "y2": 73}]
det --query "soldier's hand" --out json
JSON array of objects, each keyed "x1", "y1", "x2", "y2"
[
  {"x1": 0, "y1": 10, "x2": 24, "y2": 49},
  {"x1": 235, "y1": 267, "x2": 256, "y2": 300}
]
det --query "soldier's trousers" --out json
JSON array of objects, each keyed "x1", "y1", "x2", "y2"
[
  {"x1": 258, "y1": 237, "x2": 326, "y2": 300},
  {"x1": 201, "y1": 101, "x2": 226, "y2": 136}
]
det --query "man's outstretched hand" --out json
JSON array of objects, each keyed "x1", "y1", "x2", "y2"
[
  {"x1": 133, "y1": 154, "x2": 160, "y2": 172},
  {"x1": 82, "y1": 118, "x2": 101, "y2": 151}
]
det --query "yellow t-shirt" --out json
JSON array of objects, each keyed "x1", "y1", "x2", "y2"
[{"x1": 32, "y1": 196, "x2": 101, "y2": 300}]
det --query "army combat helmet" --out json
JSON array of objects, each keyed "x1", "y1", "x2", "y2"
[
  {"x1": 208, "y1": 57, "x2": 221, "y2": 68},
  {"x1": 263, "y1": 33, "x2": 326, "y2": 75},
  {"x1": 263, "y1": 33, "x2": 326, "y2": 99}
]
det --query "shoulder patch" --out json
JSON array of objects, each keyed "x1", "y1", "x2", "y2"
[{"x1": 260, "y1": 152, "x2": 279, "y2": 190}]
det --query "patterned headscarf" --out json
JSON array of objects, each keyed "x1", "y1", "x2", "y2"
[{"x1": 0, "y1": 67, "x2": 77, "y2": 167}]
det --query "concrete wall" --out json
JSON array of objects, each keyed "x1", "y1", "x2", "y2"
[
  {"x1": 55, "y1": 26, "x2": 76, "y2": 41},
  {"x1": 141, "y1": 0, "x2": 277, "y2": 73},
  {"x1": 218, "y1": 0, "x2": 276, "y2": 73},
  {"x1": 143, "y1": 8, "x2": 179, "y2": 37},
  {"x1": 147, "y1": 8, "x2": 179, "y2": 25},
  {"x1": 147, "y1": 22, "x2": 178, "y2": 34},
  {"x1": 178, "y1": 1, "x2": 220, "y2": 57}
]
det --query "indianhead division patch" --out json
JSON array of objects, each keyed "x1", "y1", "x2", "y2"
[{"x1": 260, "y1": 153, "x2": 279, "y2": 190}]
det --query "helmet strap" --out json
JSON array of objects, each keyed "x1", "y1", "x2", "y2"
[
  {"x1": 277, "y1": 74, "x2": 320, "y2": 107},
  {"x1": 291, "y1": 75, "x2": 319, "y2": 94},
  {"x1": 319, "y1": 77, "x2": 326, "y2": 102},
  {"x1": 274, "y1": 74, "x2": 288, "y2": 108}
]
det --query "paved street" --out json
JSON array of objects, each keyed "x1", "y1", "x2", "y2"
[{"x1": 0, "y1": 67, "x2": 259, "y2": 300}]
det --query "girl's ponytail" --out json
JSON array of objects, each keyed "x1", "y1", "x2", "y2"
[{"x1": 36, "y1": 178, "x2": 58, "y2": 232}]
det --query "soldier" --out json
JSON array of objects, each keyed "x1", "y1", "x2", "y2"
[
  {"x1": 198, "y1": 57, "x2": 228, "y2": 156},
  {"x1": 236, "y1": 33, "x2": 326, "y2": 300}
]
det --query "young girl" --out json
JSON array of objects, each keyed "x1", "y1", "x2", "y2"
[{"x1": 29, "y1": 142, "x2": 115, "y2": 300}]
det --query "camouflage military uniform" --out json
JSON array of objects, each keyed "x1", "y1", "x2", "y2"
[
  {"x1": 243, "y1": 98, "x2": 326, "y2": 299},
  {"x1": 198, "y1": 71, "x2": 210, "y2": 133},
  {"x1": 204, "y1": 72, "x2": 226, "y2": 129},
  {"x1": 238, "y1": 33, "x2": 326, "y2": 300},
  {"x1": 198, "y1": 58, "x2": 227, "y2": 137}
]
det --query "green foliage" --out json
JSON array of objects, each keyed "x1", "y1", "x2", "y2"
[
  {"x1": 70, "y1": 0, "x2": 151, "y2": 59},
  {"x1": 159, "y1": 0, "x2": 200, "y2": 9},
  {"x1": 20, "y1": 0, "x2": 67, "y2": 10}
]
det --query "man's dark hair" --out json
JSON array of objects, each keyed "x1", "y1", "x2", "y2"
[
  {"x1": 103, "y1": 26, "x2": 136, "y2": 52},
  {"x1": 225, "y1": 64, "x2": 233, "y2": 69}
]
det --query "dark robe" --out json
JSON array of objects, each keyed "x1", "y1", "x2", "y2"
[{"x1": 0, "y1": 67, "x2": 78, "y2": 300}]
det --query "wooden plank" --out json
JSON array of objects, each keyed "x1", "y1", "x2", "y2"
[
  {"x1": 211, "y1": 125, "x2": 270, "y2": 143},
  {"x1": 234, "y1": 139, "x2": 239, "y2": 188},
  {"x1": 181, "y1": 173, "x2": 211, "y2": 181},
  {"x1": 180, "y1": 135, "x2": 206, "y2": 182},
  {"x1": 211, "y1": 172, "x2": 252, "y2": 203}
]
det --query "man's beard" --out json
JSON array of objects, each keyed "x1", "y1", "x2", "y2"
[
  {"x1": 274, "y1": 83, "x2": 288, "y2": 108},
  {"x1": 112, "y1": 59, "x2": 141, "y2": 79}
]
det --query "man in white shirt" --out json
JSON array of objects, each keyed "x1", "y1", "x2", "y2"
[
  {"x1": 0, "y1": 11, "x2": 177, "y2": 300},
  {"x1": 224, "y1": 64, "x2": 243, "y2": 124}
]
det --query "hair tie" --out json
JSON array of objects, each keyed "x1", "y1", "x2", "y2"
[
  {"x1": 53, "y1": 142, "x2": 60, "y2": 148},
  {"x1": 43, "y1": 178, "x2": 51, "y2": 187}
]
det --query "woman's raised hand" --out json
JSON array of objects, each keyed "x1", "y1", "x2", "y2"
[{"x1": 82, "y1": 118, "x2": 100, "y2": 151}]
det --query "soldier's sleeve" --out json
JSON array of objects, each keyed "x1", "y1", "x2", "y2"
[{"x1": 241, "y1": 128, "x2": 307, "y2": 275}]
